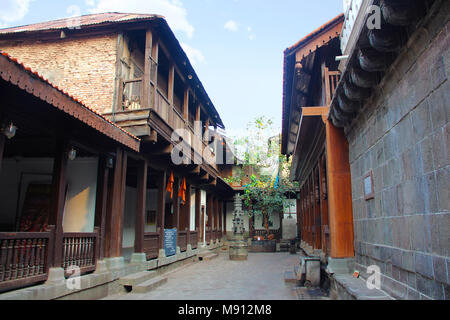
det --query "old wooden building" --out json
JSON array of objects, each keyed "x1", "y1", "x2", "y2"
[
  {"x1": 282, "y1": 14, "x2": 352, "y2": 268},
  {"x1": 0, "y1": 13, "x2": 235, "y2": 299},
  {"x1": 283, "y1": 0, "x2": 449, "y2": 300}
]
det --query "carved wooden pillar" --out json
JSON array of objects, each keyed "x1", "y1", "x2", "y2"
[
  {"x1": 325, "y1": 120, "x2": 355, "y2": 258},
  {"x1": 157, "y1": 171, "x2": 167, "y2": 250},
  {"x1": 134, "y1": 160, "x2": 148, "y2": 254},
  {"x1": 94, "y1": 156, "x2": 109, "y2": 261},
  {"x1": 48, "y1": 139, "x2": 68, "y2": 268}
]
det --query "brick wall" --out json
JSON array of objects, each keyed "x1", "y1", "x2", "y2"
[
  {"x1": 0, "y1": 34, "x2": 118, "y2": 114},
  {"x1": 345, "y1": 12, "x2": 449, "y2": 300}
]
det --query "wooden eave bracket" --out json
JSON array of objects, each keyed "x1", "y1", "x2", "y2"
[{"x1": 302, "y1": 106, "x2": 330, "y2": 123}]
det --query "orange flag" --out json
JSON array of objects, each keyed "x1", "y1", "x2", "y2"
[
  {"x1": 166, "y1": 172, "x2": 174, "y2": 199},
  {"x1": 178, "y1": 177, "x2": 187, "y2": 204}
]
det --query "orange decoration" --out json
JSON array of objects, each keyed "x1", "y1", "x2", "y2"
[{"x1": 166, "y1": 172, "x2": 174, "y2": 199}]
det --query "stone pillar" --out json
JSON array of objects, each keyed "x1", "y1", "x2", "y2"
[{"x1": 229, "y1": 195, "x2": 248, "y2": 261}]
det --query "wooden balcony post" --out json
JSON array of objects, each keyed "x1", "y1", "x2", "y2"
[
  {"x1": 157, "y1": 171, "x2": 167, "y2": 250},
  {"x1": 135, "y1": 160, "x2": 148, "y2": 254},
  {"x1": 168, "y1": 63, "x2": 175, "y2": 105},
  {"x1": 204, "y1": 118, "x2": 210, "y2": 143},
  {"x1": 195, "y1": 188, "x2": 201, "y2": 243},
  {"x1": 94, "y1": 156, "x2": 109, "y2": 261},
  {"x1": 183, "y1": 88, "x2": 189, "y2": 121},
  {"x1": 143, "y1": 29, "x2": 153, "y2": 109},
  {"x1": 152, "y1": 40, "x2": 159, "y2": 110},
  {"x1": 48, "y1": 139, "x2": 68, "y2": 268},
  {"x1": 104, "y1": 148, "x2": 127, "y2": 258},
  {"x1": 324, "y1": 119, "x2": 355, "y2": 259}
]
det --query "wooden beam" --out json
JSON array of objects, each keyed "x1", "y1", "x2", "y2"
[
  {"x1": 302, "y1": 106, "x2": 329, "y2": 117},
  {"x1": 199, "y1": 172, "x2": 209, "y2": 181},
  {"x1": 134, "y1": 160, "x2": 148, "y2": 253},
  {"x1": 325, "y1": 119, "x2": 354, "y2": 258},
  {"x1": 49, "y1": 139, "x2": 68, "y2": 267},
  {"x1": 150, "y1": 144, "x2": 173, "y2": 155}
]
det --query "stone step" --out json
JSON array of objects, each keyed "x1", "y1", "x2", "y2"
[
  {"x1": 132, "y1": 276, "x2": 168, "y2": 294},
  {"x1": 119, "y1": 271, "x2": 157, "y2": 287},
  {"x1": 200, "y1": 253, "x2": 218, "y2": 261},
  {"x1": 284, "y1": 271, "x2": 298, "y2": 284}
]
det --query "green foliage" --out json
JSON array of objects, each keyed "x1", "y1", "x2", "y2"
[{"x1": 225, "y1": 116, "x2": 299, "y2": 235}]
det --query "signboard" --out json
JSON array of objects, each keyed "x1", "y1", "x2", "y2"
[
  {"x1": 164, "y1": 228, "x2": 177, "y2": 257},
  {"x1": 364, "y1": 171, "x2": 375, "y2": 200}
]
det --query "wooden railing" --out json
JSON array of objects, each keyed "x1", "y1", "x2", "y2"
[
  {"x1": 155, "y1": 89, "x2": 170, "y2": 122},
  {"x1": 62, "y1": 230, "x2": 98, "y2": 277},
  {"x1": 205, "y1": 228, "x2": 211, "y2": 243},
  {"x1": 154, "y1": 89, "x2": 218, "y2": 170},
  {"x1": 144, "y1": 232, "x2": 160, "y2": 260},
  {"x1": 252, "y1": 229, "x2": 282, "y2": 240},
  {"x1": 122, "y1": 78, "x2": 143, "y2": 111},
  {"x1": 190, "y1": 231, "x2": 198, "y2": 249},
  {"x1": 0, "y1": 231, "x2": 53, "y2": 292},
  {"x1": 178, "y1": 231, "x2": 187, "y2": 252},
  {"x1": 324, "y1": 67, "x2": 341, "y2": 105}
]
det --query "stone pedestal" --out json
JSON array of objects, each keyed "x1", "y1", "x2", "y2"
[{"x1": 229, "y1": 241, "x2": 248, "y2": 261}]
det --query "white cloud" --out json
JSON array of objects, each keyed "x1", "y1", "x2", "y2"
[
  {"x1": 181, "y1": 42, "x2": 205, "y2": 66},
  {"x1": 89, "y1": 0, "x2": 195, "y2": 38},
  {"x1": 0, "y1": 0, "x2": 32, "y2": 26},
  {"x1": 224, "y1": 20, "x2": 239, "y2": 32}
]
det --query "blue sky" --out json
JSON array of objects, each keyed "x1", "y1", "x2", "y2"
[{"x1": 1, "y1": 0, "x2": 343, "y2": 136}]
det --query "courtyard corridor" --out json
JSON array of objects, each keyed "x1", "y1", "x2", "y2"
[{"x1": 104, "y1": 251, "x2": 324, "y2": 300}]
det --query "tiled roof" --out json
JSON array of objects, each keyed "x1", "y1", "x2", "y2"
[
  {"x1": 0, "y1": 50, "x2": 141, "y2": 151},
  {"x1": 0, "y1": 12, "x2": 162, "y2": 34},
  {"x1": 281, "y1": 14, "x2": 344, "y2": 155}
]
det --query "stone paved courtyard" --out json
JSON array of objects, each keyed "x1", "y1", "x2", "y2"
[{"x1": 105, "y1": 251, "x2": 324, "y2": 300}]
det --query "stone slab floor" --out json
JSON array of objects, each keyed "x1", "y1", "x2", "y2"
[{"x1": 104, "y1": 252, "x2": 322, "y2": 300}]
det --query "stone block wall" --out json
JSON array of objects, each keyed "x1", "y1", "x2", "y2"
[
  {"x1": 0, "y1": 34, "x2": 118, "y2": 114},
  {"x1": 345, "y1": 9, "x2": 449, "y2": 300}
]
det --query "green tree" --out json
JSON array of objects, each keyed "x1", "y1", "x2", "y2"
[{"x1": 225, "y1": 117, "x2": 298, "y2": 238}]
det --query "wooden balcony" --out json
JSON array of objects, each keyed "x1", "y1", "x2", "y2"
[{"x1": 0, "y1": 231, "x2": 54, "y2": 292}]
